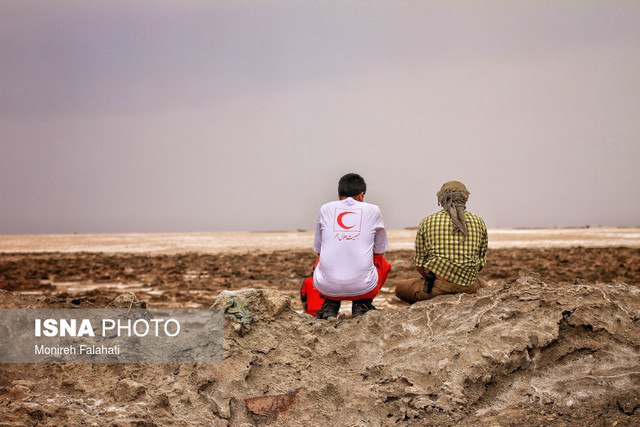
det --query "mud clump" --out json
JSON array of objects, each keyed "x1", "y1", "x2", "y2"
[
  {"x1": 1, "y1": 276, "x2": 639, "y2": 426},
  {"x1": 109, "y1": 292, "x2": 147, "y2": 309},
  {"x1": 245, "y1": 389, "x2": 300, "y2": 424},
  {"x1": 114, "y1": 378, "x2": 146, "y2": 402}
]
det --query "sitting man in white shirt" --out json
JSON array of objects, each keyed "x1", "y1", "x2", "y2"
[{"x1": 312, "y1": 173, "x2": 392, "y2": 319}]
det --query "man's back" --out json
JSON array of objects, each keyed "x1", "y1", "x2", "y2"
[
  {"x1": 313, "y1": 197, "x2": 388, "y2": 298},
  {"x1": 415, "y1": 209, "x2": 487, "y2": 286}
]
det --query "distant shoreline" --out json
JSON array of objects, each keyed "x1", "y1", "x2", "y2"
[{"x1": 0, "y1": 227, "x2": 639, "y2": 254}]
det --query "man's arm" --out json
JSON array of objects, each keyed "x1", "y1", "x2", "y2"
[
  {"x1": 373, "y1": 232, "x2": 386, "y2": 256},
  {"x1": 312, "y1": 211, "x2": 323, "y2": 255},
  {"x1": 414, "y1": 218, "x2": 429, "y2": 277},
  {"x1": 478, "y1": 220, "x2": 488, "y2": 271},
  {"x1": 373, "y1": 208, "x2": 388, "y2": 256}
]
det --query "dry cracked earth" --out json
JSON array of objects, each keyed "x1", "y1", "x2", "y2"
[{"x1": 0, "y1": 247, "x2": 639, "y2": 426}]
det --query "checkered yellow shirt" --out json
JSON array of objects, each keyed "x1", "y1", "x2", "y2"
[{"x1": 414, "y1": 209, "x2": 488, "y2": 286}]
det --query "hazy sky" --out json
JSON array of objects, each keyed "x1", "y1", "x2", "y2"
[{"x1": 1, "y1": 1, "x2": 639, "y2": 233}]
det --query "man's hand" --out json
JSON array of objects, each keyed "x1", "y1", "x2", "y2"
[
  {"x1": 416, "y1": 266, "x2": 428, "y2": 278},
  {"x1": 423, "y1": 271, "x2": 436, "y2": 294}
]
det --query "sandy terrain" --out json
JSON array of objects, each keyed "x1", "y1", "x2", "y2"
[{"x1": 0, "y1": 229, "x2": 639, "y2": 426}]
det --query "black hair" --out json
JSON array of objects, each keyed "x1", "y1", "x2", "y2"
[{"x1": 338, "y1": 173, "x2": 367, "y2": 198}]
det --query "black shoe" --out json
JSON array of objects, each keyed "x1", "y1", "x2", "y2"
[
  {"x1": 316, "y1": 299, "x2": 341, "y2": 319},
  {"x1": 352, "y1": 299, "x2": 376, "y2": 318}
]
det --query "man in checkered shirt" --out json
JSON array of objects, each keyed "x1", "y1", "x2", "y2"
[{"x1": 395, "y1": 180, "x2": 488, "y2": 303}]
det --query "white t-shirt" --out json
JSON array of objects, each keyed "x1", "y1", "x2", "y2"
[{"x1": 312, "y1": 197, "x2": 388, "y2": 298}]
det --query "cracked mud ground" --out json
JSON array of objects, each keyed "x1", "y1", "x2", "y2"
[{"x1": 0, "y1": 247, "x2": 639, "y2": 426}]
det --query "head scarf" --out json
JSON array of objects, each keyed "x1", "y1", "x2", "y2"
[{"x1": 437, "y1": 181, "x2": 470, "y2": 241}]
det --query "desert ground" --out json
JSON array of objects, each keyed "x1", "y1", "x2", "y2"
[{"x1": 0, "y1": 229, "x2": 639, "y2": 426}]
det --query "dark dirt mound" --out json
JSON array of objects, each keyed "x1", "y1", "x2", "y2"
[{"x1": 1, "y1": 274, "x2": 639, "y2": 426}]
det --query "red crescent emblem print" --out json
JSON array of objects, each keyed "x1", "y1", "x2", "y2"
[{"x1": 336, "y1": 211, "x2": 355, "y2": 229}]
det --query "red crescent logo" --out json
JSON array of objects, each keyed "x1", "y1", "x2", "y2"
[{"x1": 337, "y1": 211, "x2": 356, "y2": 229}]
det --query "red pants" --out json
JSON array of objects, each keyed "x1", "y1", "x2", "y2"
[
  {"x1": 300, "y1": 276, "x2": 325, "y2": 316},
  {"x1": 313, "y1": 255, "x2": 392, "y2": 302}
]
